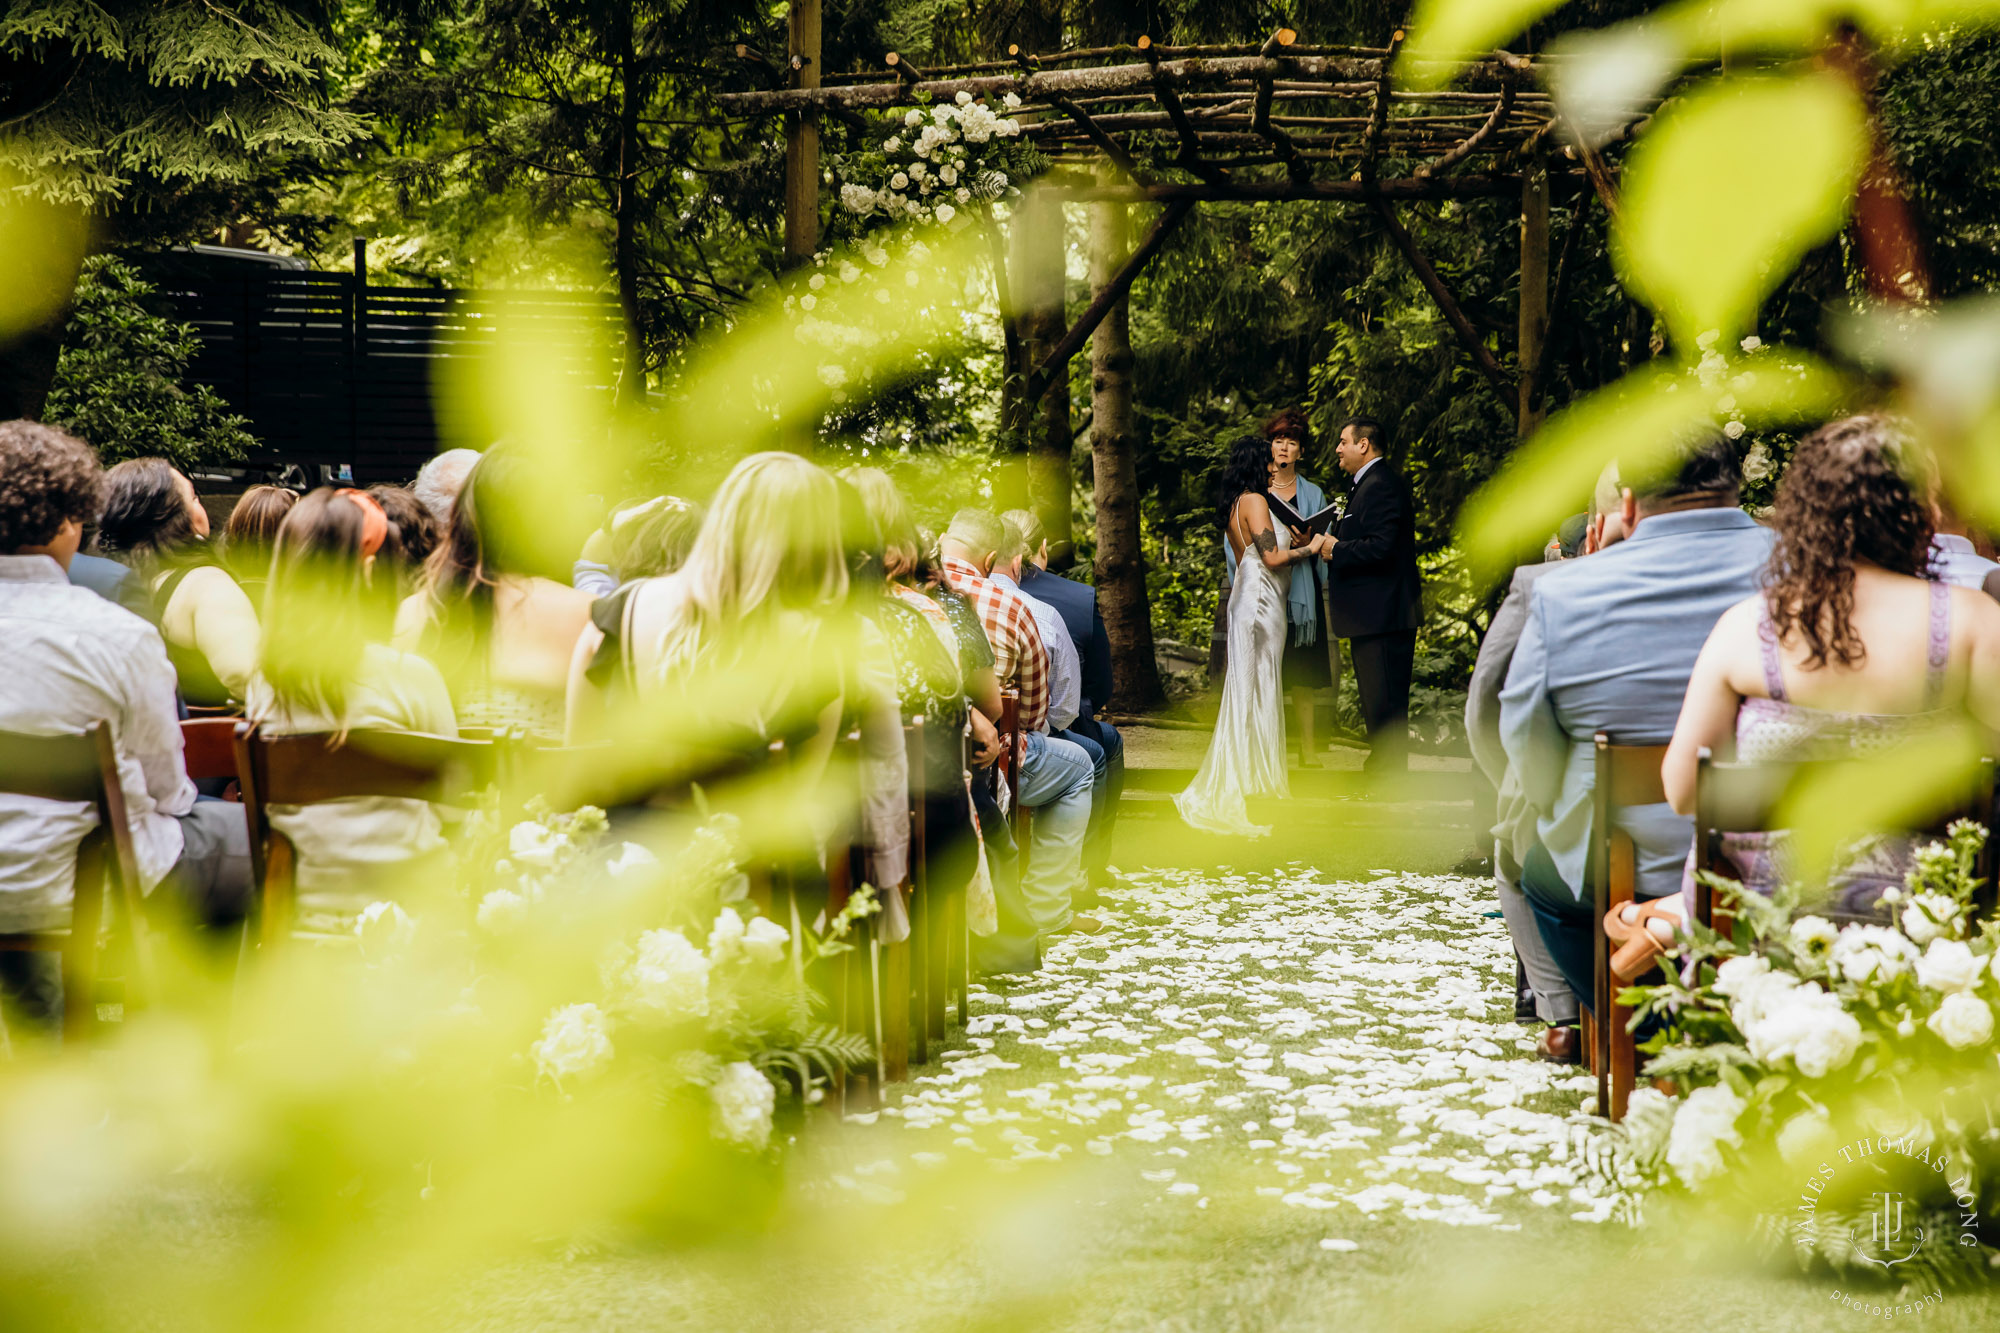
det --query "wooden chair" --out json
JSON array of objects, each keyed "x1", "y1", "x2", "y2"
[
  {"x1": 0, "y1": 722, "x2": 152, "y2": 1041},
  {"x1": 180, "y1": 717, "x2": 240, "y2": 787},
  {"x1": 1693, "y1": 747, "x2": 2000, "y2": 930},
  {"x1": 1588, "y1": 732, "x2": 1669, "y2": 1124},
  {"x1": 233, "y1": 724, "x2": 496, "y2": 947}
]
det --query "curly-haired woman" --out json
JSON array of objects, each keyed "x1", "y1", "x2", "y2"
[{"x1": 1628, "y1": 417, "x2": 2000, "y2": 973}]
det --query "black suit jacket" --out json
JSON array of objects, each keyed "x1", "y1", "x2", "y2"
[
  {"x1": 1323, "y1": 461, "x2": 1422, "y2": 638},
  {"x1": 1018, "y1": 564, "x2": 1114, "y2": 717}
]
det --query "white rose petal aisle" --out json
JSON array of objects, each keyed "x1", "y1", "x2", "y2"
[{"x1": 835, "y1": 866, "x2": 1617, "y2": 1233}]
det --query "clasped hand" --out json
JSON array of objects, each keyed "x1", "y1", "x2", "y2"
[{"x1": 1293, "y1": 529, "x2": 1336, "y2": 560}]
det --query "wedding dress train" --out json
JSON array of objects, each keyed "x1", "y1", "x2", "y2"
[{"x1": 1175, "y1": 518, "x2": 1291, "y2": 836}]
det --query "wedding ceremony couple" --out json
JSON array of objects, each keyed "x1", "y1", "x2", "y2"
[{"x1": 1176, "y1": 410, "x2": 1423, "y2": 836}]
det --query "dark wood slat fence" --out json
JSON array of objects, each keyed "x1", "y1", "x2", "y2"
[{"x1": 155, "y1": 271, "x2": 625, "y2": 483}]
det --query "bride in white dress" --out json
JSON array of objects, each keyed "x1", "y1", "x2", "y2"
[{"x1": 1177, "y1": 435, "x2": 1333, "y2": 835}]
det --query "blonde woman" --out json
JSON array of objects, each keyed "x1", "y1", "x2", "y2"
[
  {"x1": 566, "y1": 454, "x2": 909, "y2": 884},
  {"x1": 95, "y1": 458, "x2": 261, "y2": 706},
  {"x1": 249, "y1": 489, "x2": 458, "y2": 933},
  {"x1": 394, "y1": 446, "x2": 594, "y2": 740}
]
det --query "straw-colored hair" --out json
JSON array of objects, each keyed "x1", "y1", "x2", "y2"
[{"x1": 648, "y1": 453, "x2": 848, "y2": 680}]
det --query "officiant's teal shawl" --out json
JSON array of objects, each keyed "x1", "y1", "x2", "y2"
[{"x1": 1221, "y1": 474, "x2": 1326, "y2": 647}]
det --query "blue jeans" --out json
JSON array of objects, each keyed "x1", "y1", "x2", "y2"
[
  {"x1": 1056, "y1": 718, "x2": 1124, "y2": 885},
  {"x1": 1014, "y1": 731, "x2": 1094, "y2": 935},
  {"x1": 1519, "y1": 839, "x2": 1672, "y2": 1025}
]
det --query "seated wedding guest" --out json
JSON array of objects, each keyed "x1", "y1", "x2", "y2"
[
  {"x1": 567, "y1": 452, "x2": 849, "y2": 766},
  {"x1": 1004, "y1": 508, "x2": 1125, "y2": 896},
  {"x1": 95, "y1": 457, "x2": 260, "y2": 708},
  {"x1": 1466, "y1": 463, "x2": 1625, "y2": 1064},
  {"x1": 841, "y1": 472, "x2": 1023, "y2": 926},
  {"x1": 220, "y1": 484, "x2": 297, "y2": 602},
  {"x1": 1928, "y1": 489, "x2": 1998, "y2": 589},
  {"x1": 573, "y1": 495, "x2": 704, "y2": 596},
  {"x1": 397, "y1": 446, "x2": 594, "y2": 740},
  {"x1": 0, "y1": 422, "x2": 252, "y2": 1033},
  {"x1": 940, "y1": 508, "x2": 1099, "y2": 940},
  {"x1": 1499, "y1": 433, "x2": 1772, "y2": 1019},
  {"x1": 1651, "y1": 418, "x2": 2000, "y2": 970},
  {"x1": 366, "y1": 484, "x2": 439, "y2": 575},
  {"x1": 65, "y1": 540, "x2": 146, "y2": 616},
  {"x1": 412, "y1": 447, "x2": 481, "y2": 526},
  {"x1": 249, "y1": 488, "x2": 458, "y2": 934}
]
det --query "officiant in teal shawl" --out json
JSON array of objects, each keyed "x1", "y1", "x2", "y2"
[{"x1": 1221, "y1": 408, "x2": 1335, "y2": 766}]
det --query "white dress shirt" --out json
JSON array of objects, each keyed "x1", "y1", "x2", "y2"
[
  {"x1": 1930, "y1": 534, "x2": 1999, "y2": 590},
  {"x1": 0, "y1": 555, "x2": 193, "y2": 931},
  {"x1": 992, "y1": 569, "x2": 1080, "y2": 732}
]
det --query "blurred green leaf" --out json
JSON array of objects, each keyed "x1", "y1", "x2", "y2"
[
  {"x1": 1615, "y1": 71, "x2": 1868, "y2": 353},
  {"x1": 0, "y1": 187, "x2": 87, "y2": 341},
  {"x1": 1456, "y1": 351, "x2": 1852, "y2": 583},
  {"x1": 1652, "y1": 0, "x2": 2000, "y2": 55},
  {"x1": 1400, "y1": 0, "x2": 1570, "y2": 89}
]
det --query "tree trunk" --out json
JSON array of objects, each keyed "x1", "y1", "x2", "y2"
[
  {"x1": 1089, "y1": 196, "x2": 1166, "y2": 711},
  {"x1": 1516, "y1": 158, "x2": 1549, "y2": 436},
  {"x1": 612, "y1": 9, "x2": 646, "y2": 407},
  {"x1": 1013, "y1": 183, "x2": 1073, "y2": 564}
]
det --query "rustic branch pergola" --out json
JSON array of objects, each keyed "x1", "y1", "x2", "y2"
[
  {"x1": 724, "y1": 14, "x2": 1650, "y2": 706},
  {"x1": 719, "y1": 28, "x2": 1646, "y2": 438}
]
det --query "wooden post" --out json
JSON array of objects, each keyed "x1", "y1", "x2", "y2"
[
  {"x1": 1090, "y1": 191, "x2": 1168, "y2": 710},
  {"x1": 1013, "y1": 184, "x2": 1073, "y2": 564},
  {"x1": 782, "y1": 0, "x2": 822, "y2": 267},
  {"x1": 1517, "y1": 157, "x2": 1550, "y2": 436}
]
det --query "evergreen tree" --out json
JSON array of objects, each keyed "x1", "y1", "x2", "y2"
[
  {"x1": 0, "y1": 1, "x2": 366, "y2": 418},
  {"x1": 43, "y1": 256, "x2": 257, "y2": 470}
]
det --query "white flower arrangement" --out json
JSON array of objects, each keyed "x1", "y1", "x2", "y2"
[
  {"x1": 533, "y1": 1002, "x2": 614, "y2": 1084},
  {"x1": 626, "y1": 927, "x2": 711, "y2": 1019},
  {"x1": 1607, "y1": 820, "x2": 2000, "y2": 1278},
  {"x1": 710, "y1": 1061, "x2": 778, "y2": 1148}
]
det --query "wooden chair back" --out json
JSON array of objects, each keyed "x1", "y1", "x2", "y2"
[
  {"x1": 0, "y1": 722, "x2": 152, "y2": 1040},
  {"x1": 233, "y1": 724, "x2": 496, "y2": 945},
  {"x1": 1589, "y1": 732, "x2": 1669, "y2": 1123},
  {"x1": 1693, "y1": 748, "x2": 1999, "y2": 926},
  {"x1": 180, "y1": 717, "x2": 240, "y2": 783}
]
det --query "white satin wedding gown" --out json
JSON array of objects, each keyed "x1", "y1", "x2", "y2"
[{"x1": 1175, "y1": 513, "x2": 1291, "y2": 836}]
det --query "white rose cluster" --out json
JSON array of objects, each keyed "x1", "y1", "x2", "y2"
[
  {"x1": 1665, "y1": 1083, "x2": 1745, "y2": 1187},
  {"x1": 840, "y1": 95, "x2": 1020, "y2": 227},
  {"x1": 1716, "y1": 955, "x2": 1861, "y2": 1078},
  {"x1": 1901, "y1": 891, "x2": 1962, "y2": 946},
  {"x1": 533, "y1": 1002, "x2": 614, "y2": 1084},
  {"x1": 626, "y1": 928, "x2": 711, "y2": 1018},
  {"x1": 710, "y1": 1061, "x2": 777, "y2": 1148},
  {"x1": 707, "y1": 907, "x2": 789, "y2": 966},
  {"x1": 1927, "y1": 991, "x2": 1995, "y2": 1049},
  {"x1": 1830, "y1": 924, "x2": 1920, "y2": 985}
]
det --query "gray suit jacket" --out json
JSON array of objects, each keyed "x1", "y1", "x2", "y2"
[
  {"x1": 1466, "y1": 561, "x2": 1563, "y2": 866},
  {"x1": 1499, "y1": 508, "x2": 1775, "y2": 902}
]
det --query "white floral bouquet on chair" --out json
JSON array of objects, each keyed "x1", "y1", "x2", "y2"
[{"x1": 1598, "y1": 821, "x2": 2000, "y2": 1287}]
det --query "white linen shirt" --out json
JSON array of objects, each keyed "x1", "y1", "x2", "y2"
[
  {"x1": 0, "y1": 555, "x2": 193, "y2": 931},
  {"x1": 992, "y1": 570, "x2": 1080, "y2": 733}
]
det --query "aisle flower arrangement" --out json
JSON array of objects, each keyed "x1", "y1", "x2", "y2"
[
  {"x1": 454, "y1": 801, "x2": 874, "y2": 1149},
  {"x1": 1598, "y1": 821, "x2": 2000, "y2": 1286}
]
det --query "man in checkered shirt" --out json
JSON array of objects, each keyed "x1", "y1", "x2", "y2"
[{"x1": 939, "y1": 509, "x2": 1100, "y2": 938}]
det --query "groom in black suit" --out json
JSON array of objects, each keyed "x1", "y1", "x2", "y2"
[{"x1": 1322, "y1": 416, "x2": 1423, "y2": 774}]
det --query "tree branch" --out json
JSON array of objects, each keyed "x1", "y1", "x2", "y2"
[{"x1": 1372, "y1": 197, "x2": 1514, "y2": 406}]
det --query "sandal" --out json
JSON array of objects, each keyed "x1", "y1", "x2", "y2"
[{"x1": 1602, "y1": 895, "x2": 1686, "y2": 982}]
